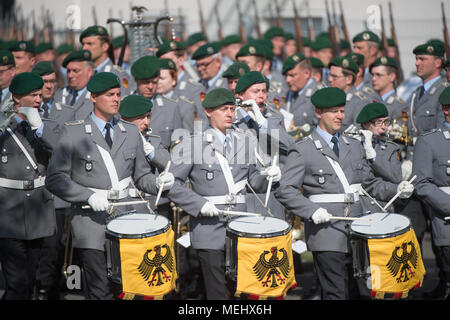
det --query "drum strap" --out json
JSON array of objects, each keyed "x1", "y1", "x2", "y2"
[
  {"x1": 215, "y1": 150, "x2": 247, "y2": 195},
  {"x1": 439, "y1": 186, "x2": 450, "y2": 195}
]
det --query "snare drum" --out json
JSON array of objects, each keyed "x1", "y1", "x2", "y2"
[
  {"x1": 105, "y1": 213, "x2": 177, "y2": 299},
  {"x1": 350, "y1": 213, "x2": 426, "y2": 299},
  {"x1": 225, "y1": 216, "x2": 296, "y2": 299}
]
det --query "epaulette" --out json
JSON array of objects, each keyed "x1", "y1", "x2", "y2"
[
  {"x1": 65, "y1": 120, "x2": 84, "y2": 126},
  {"x1": 355, "y1": 91, "x2": 367, "y2": 100},
  {"x1": 112, "y1": 64, "x2": 126, "y2": 73},
  {"x1": 362, "y1": 86, "x2": 375, "y2": 95},
  {"x1": 386, "y1": 96, "x2": 395, "y2": 105},
  {"x1": 188, "y1": 78, "x2": 203, "y2": 87},
  {"x1": 395, "y1": 96, "x2": 406, "y2": 105},
  {"x1": 179, "y1": 95, "x2": 195, "y2": 105},
  {"x1": 162, "y1": 95, "x2": 178, "y2": 104}
]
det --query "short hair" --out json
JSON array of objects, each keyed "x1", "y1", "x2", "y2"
[{"x1": 342, "y1": 68, "x2": 357, "y2": 85}]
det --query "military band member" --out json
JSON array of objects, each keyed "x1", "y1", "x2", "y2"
[
  {"x1": 192, "y1": 42, "x2": 228, "y2": 93},
  {"x1": 310, "y1": 36, "x2": 333, "y2": 87},
  {"x1": 274, "y1": 87, "x2": 414, "y2": 299},
  {"x1": 35, "y1": 43, "x2": 56, "y2": 64},
  {"x1": 309, "y1": 57, "x2": 325, "y2": 88},
  {"x1": 221, "y1": 61, "x2": 250, "y2": 94},
  {"x1": 79, "y1": 25, "x2": 135, "y2": 97},
  {"x1": 412, "y1": 87, "x2": 450, "y2": 300},
  {"x1": 236, "y1": 43, "x2": 266, "y2": 75},
  {"x1": 283, "y1": 32, "x2": 298, "y2": 60},
  {"x1": 186, "y1": 32, "x2": 208, "y2": 63},
  {"x1": 0, "y1": 72, "x2": 56, "y2": 299},
  {"x1": 352, "y1": 31, "x2": 381, "y2": 88},
  {"x1": 9, "y1": 40, "x2": 36, "y2": 75},
  {"x1": 167, "y1": 88, "x2": 281, "y2": 300},
  {"x1": 44, "y1": 72, "x2": 174, "y2": 300},
  {"x1": 219, "y1": 35, "x2": 242, "y2": 69},
  {"x1": 0, "y1": 50, "x2": 16, "y2": 106},
  {"x1": 346, "y1": 52, "x2": 380, "y2": 102},
  {"x1": 263, "y1": 27, "x2": 285, "y2": 74}
]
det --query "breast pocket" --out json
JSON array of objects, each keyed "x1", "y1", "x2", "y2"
[
  {"x1": 309, "y1": 166, "x2": 334, "y2": 188},
  {"x1": 350, "y1": 161, "x2": 364, "y2": 181},
  {"x1": 417, "y1": 109, "x2": 436, "y2": 131},
  {"x1": 77, "y1": 154, "x2": 97, "y2": 177},
  {"x1": 437, "y1": 157, "x2": 450, "y2": 178},
  {"x1": 122, "y1": 149, "x2": 137, "y2": 172}
]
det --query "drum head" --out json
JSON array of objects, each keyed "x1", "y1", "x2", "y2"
[
  {"x1": 227, "y1": 216, "x2": 291, "y2": 238},
  {"x1": 350, "y1": 213, "x2": 411, "y2": 239},
  {"x1": 106, "y1": 213, "x2": 170, "y2": 239}
]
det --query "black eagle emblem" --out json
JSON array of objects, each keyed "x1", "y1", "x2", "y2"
[
  {"x1": 137, "y1": 244, "x2": 174, "y2": 286},
  {"x1": 386, "y1": 241, "x2": 418, "y2": 283},
  {"x1": 253, "y1": 247, "x2": 290, "y2": 288}
]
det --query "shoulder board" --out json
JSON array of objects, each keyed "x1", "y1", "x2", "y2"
[
  {"x1": 386, "y1": 96, "x2": 395, "y2": 105},
  {"x1": 65, "y1": 120, "x2": 84, "y2": 126},
  {"x1": 362, "y1": 86, "x2": 375, "y2": 95},
  {"x1": 163, "y1": 95, "x2": 178, "y2": 103},
  {"x1": 395, "y1": 96, "x2": 406, "y2": 104},
  {"x1": 179, "y1": 95, "x2": 195, "y2": 104},
  {"x1": 355, "y1": 91, "x2": 367, "y2": 100},
  {"x1": 112, "y1": 64, "x2": 126, "y2": 73},
  {"x1": 188, "y1": 78, "x2": 203, "y2": 87},
  {"x1": 442, "y1": 81, "x2": 450, "y2": 88},
  {"x1": 420, "y1": 128, "x2": 438, "y2": 136}
]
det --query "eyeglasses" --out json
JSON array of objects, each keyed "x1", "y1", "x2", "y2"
[
  {"x1": 196, "y1": 59, "x2": 215, "y2": 69},
  {"x1": 370, "y1": 119, "x2": 390, "y2": 127}
]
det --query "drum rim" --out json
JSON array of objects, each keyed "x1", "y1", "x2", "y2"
[
  {"x1": 226, "y1": 216, "x2": 292, "y2": 238},
  {"x1": 350, "y1": 213, "x2": 412, "y2": 239},
  {"x1": 105, "y1": 213, "x2": 172, "y2": 239}
]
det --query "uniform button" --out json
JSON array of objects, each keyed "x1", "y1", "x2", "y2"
[
  {"x1": 26, "y1": 166, "x2": 30, "y2": 170},
  {"x1": 26, "y1": 194, "x2": 30, "y2": 197}
]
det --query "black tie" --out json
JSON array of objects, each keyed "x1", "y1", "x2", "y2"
[
  {"x1": 331, "y1": 136, "x2": 339, "y2": 158},
  {"x1": 69, "y1": 90, "x2": 78, "y2": 106},
  {"x1": 418, "y1": 85, "x2": 425, "y2": 100},
  {"x1": 104, "y1": 123, "x2": 113, "y2": 148},
  {"x1": 42, "y1": 103, "x2": 49, "y2": 118}
]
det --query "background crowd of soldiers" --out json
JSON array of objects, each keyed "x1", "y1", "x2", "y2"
[{"x1": 0, "y1": 0, "x2": 449, "y2": 301}]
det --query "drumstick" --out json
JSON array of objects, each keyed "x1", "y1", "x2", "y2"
[
  {"x1": 360, "y1": 187, "x2": 387, "y2": 213},
  {"x1": 155, "y1": 160, "x2": 172, "y2": 207},
  {"x1": 81, "y1": 200, "x2": 149, "y2": 210},
  {"x1": 264, "y1": 153, "x2": 278, "y2": 207},
  {"x1": 329, "y1": 216, "x2": 372, "y2": 222},
  {"x1": 445, "y1": 217, "x2": 450, "y2": 221},
  {"x1": 382, "y1": 175, "x2": 417, "y2": 211},
  {"x1": 219, "y1": 210, "x2": 261, "y2": 217}
]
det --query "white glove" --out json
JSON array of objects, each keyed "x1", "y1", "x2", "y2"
[
  {"x1": 141, "y1": 135, "x2": 155, "y2": 156},
  {"x1": 397, "y1": 181, "x2": 414, "y2": 199},
  {"x1": 311, "y1": 208, "x2": 332, "y2": 224},
  {"x1": 242, "y1": 99, "x2": 266, "y2": 127},
  {"x1": 156, "y1": 172, "x2": 175, "y2": 191},
  {"x1": 401, "y1": 160, "x2": 413, "y2": 181},
  {"x1": 261, "y1": 165, "x2": 282, "y2": 182},
  {"x1": 361, "y1": 130, "x2": 376, "y2": 160},
  {"x1": 17, "y1": 107, "x2": 43, "y2": 130},
  {"x1": 87, "y1": 193, "x2": 110, "y2": 212},
  {"x1": 200, "y1": 201, "x2": 220, "y2": 217}
]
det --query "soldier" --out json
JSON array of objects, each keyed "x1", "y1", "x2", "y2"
[
  {"x1": 236, "y1": 43, "x2": 266, "y2": 74},
  {"x1": 55, "y1": 43, "x2": 74, "y2": 88},
  {"x1": 412, "y1": 87, "x2": 450, "y2": 300},
  {"x1": 309, "y1": 57, "x2": 326, "y2": 88},
  {"x1": 32, "y1": 62, "x2": 57, "y2": 116},
  {"x1": 327, "y1": 56, "x2": 368, "y2": 132},
  {"x1": 44, "y1": 72, "x2": 174, "y2": 300},
  {"x1": 346, "y1": 52, "x2": 380, "y2": 102},
  {"x1": 352, "y1": 31, "x2": 380, "y2": 88},
  {"x1": 79, "y1": 25, "x2": 134, "y2": 97},
  {"x1": 35, "y1": 43, "x2": 56, "y2": 63},
  {"x1": 263, "y1": 27, "x2": 285, "y2": 74},
  {"x1": 131, "y1": 56, "x2": 182, "y2": 149},
  {"x1": 54, "y1": 50, "x2": 95, "y2": 121},
  {"x1": 186, "y1": 32, "x2": 208, "y2": 63},
  {"x1": 310, "y1": 36, "x2": 333, "y2": 86},
  {"x1": 221, "y1": 61, "x2": 250, "y2": 94},
  {"x1": 9, "y1": 40, "x2": 36, "y2": 75},
  {"x1": 111, "y1": 35, "x2": 131, "y2": 75},
  {"x1": 282, "y1": 53, "x2": 319, "y2": 132},
  {"x1": 219, "y1": 34, "x2": 242, "y2": 69},
  {"x1": 166, "y1": 88, "x2": 281, "y2": 300},
  {"x1": 0, "y1": 72, "x2": 56, "y2": 299},
  {"x1": 192, "y1": 42, "x2": 228, "y2": 93},
  {"x1": 274, "y1": 87, "x2": 414, "y2": 300},
  {"x1": 0, "y1": 50, "x2": 16, "y2": 106},
  {"x1": 283, "y1": 32, "x2": 298, "y2": 60}
]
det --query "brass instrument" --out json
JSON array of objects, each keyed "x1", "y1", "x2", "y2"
[
  {"x1": 288, "y1": 120, "x2": 313, "y2": 141},
  {"x1": 387, "y1": 111, "x2": 411, "y2": 146}
]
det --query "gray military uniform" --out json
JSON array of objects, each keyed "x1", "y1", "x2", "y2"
[
  {"x1": 413, "y1": 128, "x2": 450, "y2": 246},
  {"x1": 341, "y1": 87, "x2": 371, "y2": 132},
  {"x1": 383, "y1": 91, "x2": 408, "y2": 121},
  {"x1": 284, "y1": 79, "x2": 319, "y2": 128},
  {"x1": 96, "y1": 58, "x2": 136, "y2": 97},
  {"x1": 275, "y1": 129, "x2": 398, "y2": 253},
  {"x1": 45, "y1": 115, "x2": 159, "y2": 251},
  {"x1": 150, "y1": 94, "x2": 183, "y2": 148},
  {"x1": 167, "y1": 127, "x2": 269, "y2": 250},
  {"x1": 54, "y1": 87, "x2": 94, "y2": 121}
]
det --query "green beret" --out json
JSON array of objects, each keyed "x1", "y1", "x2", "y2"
[
  {"x1": 302, "y1": 37, "x2": 311, "y2": 47},
  {"x1": 80, "y1": 25, "x2": 109, "y2": 42},
  {"x1": 156, "y1": 40, "x2": 186, "y2": 57},
  {"x1": 369, "y1": 56, "x2": 398, "y2": 72},
  {"x1": 32, "y1": 61, "x2": 55, "y2": 76},
  {"x1": 264, "y1": 27, "x2": 285, "y2": 40},
  {"x1": 248, "y1": 39, "x2": 274, "y2": 60},
  {"x1": 35, "y1": 42, "x2": 53, "y2": 54},
  {"x1": 346, "y1": 52, "x2": 364, "y2": 66},
  {"x1": 387, "y1": 38, "x2": 396, "y2": 47},
  {"x1": 131, "y1": 56, "x2": 160, "y2": 80},
  {"x1": 282, "y1": 53, "x2": 306, "y2": 74},
  {"x1": 413, "y1": 42, "x2": 445, "y2": 57},
  {"x1": 202, "y1": 88, "x2": 235, "y2": 109},
  {"x1": 119, "y1": 95, "x2": 153, "y2": 118},
  {"x1": 356, "y1": 102, "x2": 389, "y2": 124},
  {"x1": 159, "y1": 58, "x2": 177, "y2": 71},
  {"x1": 9, "y1": 72, "x2": 44, "y2": 95},
  {"x1": 438, "y1": 87, "x2": 450, "y2": 106},
  {"x1": 309, "y1": 57, "x2": 324, "y2": 69},
  {"x1": 9, "y1": 40, "x2": 35, "y2": 53},
  {"x1": 87, "y1": 72, "x2": 120, "y2": 93},
  {"x1": 445, "y1": 57, "x2": 450, "y2": 68},
  {"x1": 235, "y1": 71, "x2": 268, "y2": 94},
  {"x1": 311, "y1": 37, "x2": 332, "y2": 51},
  {"x1": 186, "y1": 32, "x2": 207, "y2": 46},
  {"x1": 221, "y1": 34, "x2": 241, "y2": 47},
  {"x1": 62, "y1": 50, "x2": 92, "y2": 68},
  {"x1": 311, "y1": 87, "x2": 346, "y2": 109},
  {"x1": 0, "y1": 50, "x2": 15, "y2": 66},
  {"x1": 352, "y1": 31, "x2": 380, "y2": 44},
  {"x1": 235, "y1": 43, "x2": 266, "y2": 59},
  {"x1": 222, "y1": 62, "x2": 250, "y2": 79},
  {"x1": 56, "y1": 43, "x2": 74, "y2": 55},
  {"x1": 112, "y1": 35, "x2": 130, "y2": 49},
  {"x1": 329, "y1": 56, "x2": 359, "y2": 74},
  {"x1": 284, "y1": 32, "x2": 295, "y2": 41},
  {"x1": 192, "y1": 42, "x2": 220, "y2": 60},
  {"x1": 340, "y1": 39, "x2": 350, "y2": 49}
]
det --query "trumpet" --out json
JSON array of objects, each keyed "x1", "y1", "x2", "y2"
[
  {"x1": 387, "y1": 111, "x2": 412, "y2": 146},
  {"x1": 288, "y1": 120, "x2": 313, "y2": 141}
]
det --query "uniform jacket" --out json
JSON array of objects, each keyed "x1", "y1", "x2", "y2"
[
  {"x1": 285, "y1": 79, "x2": 319, "y2": 128},
  {"x1": 150, "y1": 94, "x2": 183, "y2": 148}
]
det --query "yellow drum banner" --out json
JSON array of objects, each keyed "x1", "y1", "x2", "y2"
[
  {"x1": 119, "y1": 229, "x2": 177, "y2": 298},
  {"x1": 236, "y1": 231, "x2": 296, "y2": 298},
  {"x1": 367, "y1": 229, "x2": 426, "y2": 297}
]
